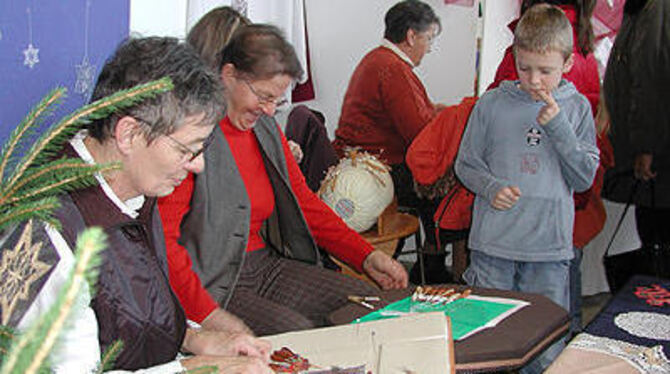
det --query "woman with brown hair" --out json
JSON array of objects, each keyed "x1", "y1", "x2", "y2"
[{"x1": 159, "y1": 24, "x2": 408, "y2": 336}]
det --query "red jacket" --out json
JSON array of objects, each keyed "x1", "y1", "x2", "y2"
[{"x1": 406, "y1": 97, "x2": 477, "y2": 231}]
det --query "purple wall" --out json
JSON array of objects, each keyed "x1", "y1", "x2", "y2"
[{"x1": 0, "y1": 1, "x2": 129, "y2": 145}]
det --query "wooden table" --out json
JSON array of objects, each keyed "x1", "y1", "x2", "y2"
[{"x1": 330, "y1": 285, "x2": 569, "y2": 373}]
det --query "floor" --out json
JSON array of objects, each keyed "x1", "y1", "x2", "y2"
[{"x1": 581, "y1": 292, "x2": 611, "y2": 328}]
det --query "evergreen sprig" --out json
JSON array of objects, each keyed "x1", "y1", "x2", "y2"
[
  {"x1": 0, "y1": 197, "x2": 60, "y2": 230},
  {"x1": 0, "y1": 226, "x2": 107, "y2": 374},
  {"x1": 96, "y1": 340, "x2": 124, "y2": 374},
  {"x1": 0, "y1": 77, "x2": 175, "y2": 372},
  {"x1": 0, "y1": 77, "x2": 173, "y2": 232},
  {"x1": 0, "y1": 88, "x2": 64, "y2": 183}
]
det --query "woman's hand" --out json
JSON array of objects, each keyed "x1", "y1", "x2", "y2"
[
  {"x1": 287, "y1": 140, "x2": 304, "y2": 163},
  {"x1": 181, "y1": 355, "x2": 273, "y2": 374},
  {"x1": 362, "y1": 250, "x2": 408, "y2": 289},
  {"x1": 183, "y1": 328, "x2": 271, "y2": 361},
  {"x1": 634, "y1": 153, "x2": 656, "y2": 181}
]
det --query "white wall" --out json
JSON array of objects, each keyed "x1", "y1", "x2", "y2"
[
  {"x1": 478, "y1": 0, "x2": 519, "y2": 95},
  {"x1": 129, "y1": 0, "x2": 518, "y2": 137},
  {"x1": 286, "y1": 0, "x2": 479, "y2": 138},
  {"x1": 130, "y1": 0, "x2": 189, "y2": 38}
]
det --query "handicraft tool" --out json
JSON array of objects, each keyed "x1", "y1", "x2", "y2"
[{"x1": 347, "y1": 295, "x2": 381, "y2": 310}]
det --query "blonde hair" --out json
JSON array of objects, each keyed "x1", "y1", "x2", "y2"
[
  {"x1": 513, "y1": 4, "x2": 573, "y2": 60},
  {"x1": 187, "y1": 7, "x2": 250, "y2": 72}
]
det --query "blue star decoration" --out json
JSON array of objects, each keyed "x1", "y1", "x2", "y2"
[
  {"x1": 75, "y1": 57, "x2": 96, "y2": 97},
  {"x1": 23, "y1": 43, "x2": 40, "y2": 69}
]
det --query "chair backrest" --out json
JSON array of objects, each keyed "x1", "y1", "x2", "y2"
[{"x1": 285, "y1": 105, "x2": 339, "y2": 191}]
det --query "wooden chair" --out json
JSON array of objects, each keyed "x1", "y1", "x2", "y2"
[{"x1": 333, "y1": 200, "x2": 424, "y2": 286}]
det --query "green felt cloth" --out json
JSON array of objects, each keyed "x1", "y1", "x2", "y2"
[{"x1": 353, "y1": 296, "x2": 521, "y2": 340}]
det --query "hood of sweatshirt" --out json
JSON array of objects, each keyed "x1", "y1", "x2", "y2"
[{"x1": 498, "y1": 79, "x2": 579, "y2": 103}]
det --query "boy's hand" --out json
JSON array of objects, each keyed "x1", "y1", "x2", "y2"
[
  {"x1": 534, "y1": 88, "x2": 560, "y2": 125},
  {"x1": 492, "y1": 186, "x2": 521, "y2": 210}
]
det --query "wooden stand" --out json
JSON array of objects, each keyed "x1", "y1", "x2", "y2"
[{"x1": 332, "y1": 200, "x2": 421, "y2": 286}]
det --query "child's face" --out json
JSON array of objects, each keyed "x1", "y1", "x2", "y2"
[{"x1": 514, "y1": 48, "x2": 574, "y2": 101}]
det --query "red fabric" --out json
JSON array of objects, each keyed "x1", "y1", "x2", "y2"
[
  {"x1": 487, "y1": 5, "x2": 607, "y2": 248},
  {"x1": 291, "y1": 20, "x2": 316, "y2": 102},
  {"x1": 407, "y1": 97, "x2": 477, "y2": 185},
  {"x1": 444, "y1": 0, "x2": 475, "y2": 6},
  {"x1": 592, "y1": 0, "x2": 625, "y2": 41},
  {"x1": 220, "y1": 118, "x2": 275, "y2": 252},
  {"x1": 406, "y1": 97, "x2": 477, "y2": 231},
  {"x1": 574, "y1": 133, "x2": 615, "y2": 248},
  {"x1": 158, "y1": 117, "x2": 375, "y2": 322},
  {"x1": 158, "y1": 173, "x2": 217, "y2": 323},
  {"x1": 334, "y1": 46, "x2": 436, "y2": 165}
]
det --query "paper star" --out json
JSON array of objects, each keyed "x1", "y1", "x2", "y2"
[
  {"x1": 74, "y1": 57, "x2": 96, "y2": 96},
  {"x1": 0, "y1": 220, "x2": 51, "y2": 325},
  {"x1": 23, "y1": 43, "x2": 39, "y2": 69}
]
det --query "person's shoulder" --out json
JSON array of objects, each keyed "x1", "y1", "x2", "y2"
[
  {"x1": 557, "y1": 81, "x2": 591, "y2": 115},
  {"x1": 476, "y1": 82, "x2": 515, "y2": 110}
]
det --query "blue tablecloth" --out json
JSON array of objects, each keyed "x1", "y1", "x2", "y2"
[{"x1": 585, "y1": 275, "x2": 670, "y2": 355}]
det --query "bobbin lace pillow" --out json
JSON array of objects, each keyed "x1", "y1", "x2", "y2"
[{"x1": 570, "y1": 333, "x2": 670, "y2": 373}]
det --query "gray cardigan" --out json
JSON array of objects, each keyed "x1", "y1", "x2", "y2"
[{"x1": 178, "y1": 115, "x2": 320, "y2": 307}]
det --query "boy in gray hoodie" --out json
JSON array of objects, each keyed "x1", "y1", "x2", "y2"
[{"x1": 455, "y1": 4, "x2": 599, "y2": 373}]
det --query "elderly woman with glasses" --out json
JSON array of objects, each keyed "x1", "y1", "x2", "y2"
[
  {"x1": 8, "y1": 36, "x2": 273, "y2": 373},
  {"x1": 158, "y1": 24, "x2": 408, "y2": 336}
]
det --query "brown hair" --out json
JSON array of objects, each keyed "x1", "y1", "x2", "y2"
[
  {"x1": 187, "y1": 6, "x2": 250, "y2": 72},
  {"x1": 219, "y1": 24, "x2": 303, "y2": 81},
  {"x1": 514, "y1": 4, "x2": 574, "y2": 60}
]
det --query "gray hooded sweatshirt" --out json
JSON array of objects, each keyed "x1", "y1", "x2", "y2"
[{"x1": 455, "y1": 80, "x2": 599, "y2": 262}]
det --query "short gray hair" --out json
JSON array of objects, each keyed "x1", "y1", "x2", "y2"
[{"x1": 88, "y1": 37, "x2": 224, "y2": 143}]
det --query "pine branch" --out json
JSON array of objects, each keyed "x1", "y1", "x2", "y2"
[
  {"x1": 0, "y1": 198, "x2": 60, "y2": 232},
  {"x1": 0, "y1": 227, "x2": 107, "y2": 374},
  {"x1": 0, "y1": 327, "x2": 15, "y2": 359},
  {"x1": 0, "y1": 159, "x2": 118, "y2": 207},
  {"x1": 4, "y1": 77, "x2": 173, "y2": 193},
  {"x1": 95, "y1": 340, "x2": 123, "y2": 374},
  {"x1": 0, "y1": 88, "x2": 64, "y2": 183},
  {"x1": 185, "y1": 366, "x2": 219, "y2": 374}
]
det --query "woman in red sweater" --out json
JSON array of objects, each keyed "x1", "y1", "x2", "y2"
[
  {"x1": 158, "y1": 24, "x2": 407, "y2": 335},
  {"x1": 488, "y1": 0, "x2": 609, "y2": 338}
]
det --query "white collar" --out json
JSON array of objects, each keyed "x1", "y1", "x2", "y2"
[
  {"x1": 70, "y1": 131, "x2": 144, "y2": 219},
  {"x1": 381, "y1": 39, "x2": 416, "y2": 68}
]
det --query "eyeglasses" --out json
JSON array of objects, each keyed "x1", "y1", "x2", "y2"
[
  {"x1": 163, "y1": 132, "x2": 214, "y2": 163},
  {"x1": 134, "y1": 117, "x2": 215, "y2": 163},
  {"x1": 243, "y1": 79, "x2": 289, "y2": 108}
]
